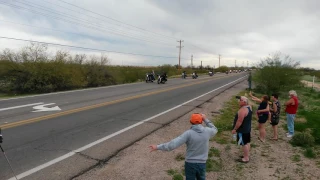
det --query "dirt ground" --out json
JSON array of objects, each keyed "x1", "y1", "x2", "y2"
[
  {"x1": 302, "y1": 80, "x2": 320, "y2": 91},
  {"x1": 75, "y1": 82, "x2": 320, "y2": 180}
]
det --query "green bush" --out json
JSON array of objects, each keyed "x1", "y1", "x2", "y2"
[
  {"x1": 206, "y1": 159, "x2": 222, "y2": 172},
  {"x1": 0, "y1": 43, "x2": 211, "y2": 95},
  {"x1": 290, "y1": 132, "x2": 315, "y2": 147},
  {"x1": 208, "y1": 147, "x2": 220, "y2": 157},
  {"x1": 172, "y1": 174, "x2": 184, "y2": 180},
  {"x1": 291, "y1": 154, "x2": 301, "y2": 162},
  {"x1": 175, "y1": 153, "x2": 185, "y2": 161},
  {"x1": 252, "y1": 52, "x2": 302, "y2": 93},
  {"x1": 167, "y1": 169, "x2": 178, "y2": 176},
  {"x1": 304, "y1": 148, "x2": 316, "y2": 158}
]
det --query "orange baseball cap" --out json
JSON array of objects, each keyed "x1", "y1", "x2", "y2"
[{"x1": 190, "y1": 113, "x2": 203, "y2": 124}]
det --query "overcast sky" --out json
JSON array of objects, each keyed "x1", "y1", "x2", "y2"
[{"x1": 0, "y1": 0, "x2": 319, "y2": 69}]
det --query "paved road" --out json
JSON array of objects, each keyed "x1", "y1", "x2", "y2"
[{"x1": 0, "y1": 73, "x2": 247, "y2": 180}]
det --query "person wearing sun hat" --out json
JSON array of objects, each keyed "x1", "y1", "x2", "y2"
[{"x1": 149, "y1": 113, "x2": 218, "y2": 180}]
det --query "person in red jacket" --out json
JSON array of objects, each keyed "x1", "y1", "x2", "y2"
[{"x1": 285, "y1": 90, "x2": 299, "y2": 138}]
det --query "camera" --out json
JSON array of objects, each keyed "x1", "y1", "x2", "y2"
[{"x1": 235, "y1": 96, "x2": 241, "y2": 99}]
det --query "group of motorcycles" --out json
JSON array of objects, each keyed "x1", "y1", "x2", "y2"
[
  {"x1": 181, "y1": 71, "x2": 198, "y2": 79},
  {"x1": 146, "y1": 71, "x2": 214, "y2": 84},
  {"x1": 145, "y1": 73, "x2": 167, "y2": 84}
]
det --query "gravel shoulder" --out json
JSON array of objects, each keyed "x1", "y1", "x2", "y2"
[{"x1": 75, "y1": 82, "x2": 320, "y2": 180}]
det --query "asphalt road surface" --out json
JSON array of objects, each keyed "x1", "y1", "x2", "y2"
[{"x1": 0, "y1": 73, "x2": 247, "y2": 180}]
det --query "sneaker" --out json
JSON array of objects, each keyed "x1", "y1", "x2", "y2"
[
  {"x1": 287, "y1": 134, "x2": 293, "y2": 138},
  {"x1": 286, "y1": 132, "x2": 289, "y2": 136}
]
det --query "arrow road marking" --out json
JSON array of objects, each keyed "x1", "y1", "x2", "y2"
[
  {"x1": 32, "y1": 103, "x2": 61, "y2": 112},
  {"x1": 0, "y1": 102, "x2": 44, "y2": 112}
]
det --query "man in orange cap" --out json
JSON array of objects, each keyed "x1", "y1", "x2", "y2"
[{"x1": 149, "y1": 113, "x2": 218, "y2": 180}]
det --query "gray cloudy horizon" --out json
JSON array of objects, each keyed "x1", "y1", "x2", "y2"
[{"x1": 0, "y1": 0, "x2": 319, "y2": 69}]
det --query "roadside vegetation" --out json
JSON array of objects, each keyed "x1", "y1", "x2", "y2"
[
  {"x1": 0, "y1": 43, "x2": 214, "y2": 96},
  {"x1": 252, "y1": 52, "x2": 320, "y2": 154},
  {"x1": 203, "y1": 52, "x2": 320, "y2": 178}
]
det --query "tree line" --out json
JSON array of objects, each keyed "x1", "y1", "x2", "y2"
[{"x1": 0, "y1": 43, "x2": 210, "y2": 94}]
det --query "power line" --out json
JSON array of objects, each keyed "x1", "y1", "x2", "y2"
[
  {"x1": 39, "y1": 0, "x2": 177, "y2": 41},
  {"x1": 1, "y1": 19, "x2": 163, "y2": 48},
  {"x1": 33, "y1": 0, "x2": 139, "y2": 31},
  {"x1": 7, "y1": 0, "x2": 174, "y2": 45},
  {"x1": 0, "y1": 1, "x2": 212, "y2": 61},
  {"x1": 0, "y1": 36, "x2": 180, "y2": 59},
  {"x1": 57, "y1": 0, "x2": 178, "y2": 40},
  {"x1": 13, "y1": 0, "x2": 174, "y2": 44},
  {"x1": 0, "y1": 19, "x2": 97, "y2": 38},
  {"x1": 38, "y1": 0, "x2": 212, "y2": 56},
  {"x1": 184, "y1": 43, "x2": 213, "y2": 55},
  {"x1": 0, "y1": 1, "x2": 174, "y2": 46}
]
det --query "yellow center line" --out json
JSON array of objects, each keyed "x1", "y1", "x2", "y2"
[{"x1": 0, "y1": 75, "x2": 228, "y2": 129}]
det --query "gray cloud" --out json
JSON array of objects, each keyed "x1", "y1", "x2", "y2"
[{"x1": 0, "y1": 0, "x2": 319, "y2": 69}]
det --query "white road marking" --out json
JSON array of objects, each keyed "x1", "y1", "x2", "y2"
[
  {"x1": 0, "y1": 82, "x2": 142, "y2": 102},
  {"x1": 0, "y1": 74, "x2": 225, "y2": 102},
  {"x1": 8, "y1": 76, "x2": 246, "y2": 180},
  {"x1": 0, "y1": 103, "x2": 44, "y2": 112},
  {"x1": 32, "y1": 103, "x2": 61, "y2": 112}
]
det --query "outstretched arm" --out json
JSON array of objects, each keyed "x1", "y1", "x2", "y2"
[
  {"x1": 249, "y1": 91, "x2": 262, "y2": 103},
  {"x1": 150, "y1": 131, "x2": 189, "y2": 152}
]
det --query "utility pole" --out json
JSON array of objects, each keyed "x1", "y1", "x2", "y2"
[
  {"x1": 191, "y1": 55, "x2": 193, "y2": 68},
  {"x1": 177, "y1": 40, "x2": 184, "y2": 69},
  {"x1": 213, "y1": 58, "x2": 215, "y2": 70},
  {"x1": 201, "y1": 61, "x2": 203, "y2": 69},
  {"x1": 218, "y1": 54, "x2": 221, "y2": 67}
]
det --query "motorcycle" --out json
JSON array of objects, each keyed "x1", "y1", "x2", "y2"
[
  {"x1": 192, "y1": 73, "x2": 198, "y2": 79},
  {"x1": 157, "y1": 74, "x2": 167, "y2": 84},
  {"x1": 209, "y1": 71, "x2": 214, "y2": 76},
  {"x1": 145, "y1": 73, "x2": 155, "y2": 83},
  {"x1": 181, "y1": 72, "x2": 187, "y2": 79}
]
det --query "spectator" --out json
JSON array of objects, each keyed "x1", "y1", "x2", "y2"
[
  {"x1": 285, "y1": 90, "x2": 299, "y2": 138},
  {"x1": 232, "y1": 96, "x2": 252, "y2": 163},
  {"x1": 249, "y1": 91, "x2": 270, "y2": 142},
  {"x1": 248, "y1": 72, "x2": 252, "y2": 90},
  {"x1": 149, "y1": 113, "x2": 218, "y2": 180},
  {"x1": 269, "y1": 93, "x2": 281, "y2": 140}
]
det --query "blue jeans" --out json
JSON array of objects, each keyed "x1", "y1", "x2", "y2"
[
  {"x1": 286, "y1": 113, "x2": 296, "y2": 135},
  {"x1": 185, "y1": 162, "x2": 206, "y2": 180}
]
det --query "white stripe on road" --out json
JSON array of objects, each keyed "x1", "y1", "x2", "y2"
[
  {"x1": 8, "y1": 76, "x2": 246, "y2": 180},
  {"x1": 0, "y1": 74, "x2": 226, "y2": 102},
  {"x1": 0, "y1": 82, "x2": 142, "y2": 102},
  {"x1": 0, "y1": 103, "x2": 44, "y2": 112}
]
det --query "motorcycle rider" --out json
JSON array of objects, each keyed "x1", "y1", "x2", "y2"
[
  {"x1": 148, "y1": 72, "x2": 155, "y2": 81},
  {"x1": 182, "y1": 71, "x2": 187, "y2": 79},
  {"x1": 192, "y1": 71, "x2": 198, "y2": 79},
  {"x1": 160, "y1": 72, "x2": 167, "y2": 83},
  {"x1": 146, "y1": 71, "x2": 155, "y2": 82}
]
